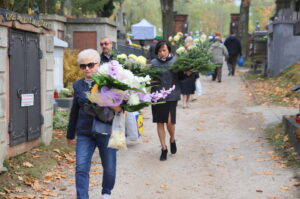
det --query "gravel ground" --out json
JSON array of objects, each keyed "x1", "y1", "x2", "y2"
[{"x1": 45, "y1": 67, "x2": 300, "y2": 199}]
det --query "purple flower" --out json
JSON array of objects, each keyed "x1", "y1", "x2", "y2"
[
  {"x1": 150, "y1": 85, "x2": 176, "y2": 102},
  {"x1": 139, "y1": 93, "x2": 152, "y2": 102},
  {"x1": 108, "y1": 61, "x2": 119, "y2": 78}
]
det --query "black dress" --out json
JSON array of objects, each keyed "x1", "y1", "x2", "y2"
[{"x1": 180, "y1": 72, "x2": 199, "y2": 95}]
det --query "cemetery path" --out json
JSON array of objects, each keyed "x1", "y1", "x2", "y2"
[{"x1": 34, "y1": 67, "x2": 300, "y2": 199}]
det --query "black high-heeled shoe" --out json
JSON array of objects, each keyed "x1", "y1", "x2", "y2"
[
  {"x1": 170, "y1": 140, "x2": 177, "y2": 154},
  {"x1": 160, "y1": 148, "x2": 168, "y2": 161}
]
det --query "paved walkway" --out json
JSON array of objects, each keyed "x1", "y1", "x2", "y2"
[{"x1": 29, "y1": 67, "x2": 300, "y2": 198}]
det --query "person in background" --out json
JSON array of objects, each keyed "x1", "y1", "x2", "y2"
[
  {"x1": 67, "y1": 49, "x2": 122, "y2": 199},
  {"x1": 209, "y1": 36, "x2": 228, "y2": 83},
  {"x1": 151, "y1": 40, "x2": 182, "y2": 161},
  {"x1": 148, "y1": 38, "x2": 158, "y2": 61},
  {"x1": 180, "y1": 36, "x2": 199, "y2": 107},
  {"x1": 100, "y1": 37, "x2": 114, "y2": 64},
  {"x1": 224, "y1": 33, "x2": 242, "y2": 76}
]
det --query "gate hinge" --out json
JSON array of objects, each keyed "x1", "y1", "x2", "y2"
[
  {"x1": 40, "y1": 114, "x2": 44, "y2": 125},
  {"x1": 8, "y1": 46, "x2": 12, "y2": 57},
  {"x1": 8, "y1": 120, "x2": 13, "y2": 133},
  {"x1": 39, "y1": 48, "x2": 43, "y2": 59}
]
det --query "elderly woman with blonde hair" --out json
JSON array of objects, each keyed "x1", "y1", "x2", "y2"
[
  {"x1": 67, "y1": 49, "x2": 121, "y2": 199},
  {"x1": 179, "y1": 36, "x2": 199, "y2": 108}
]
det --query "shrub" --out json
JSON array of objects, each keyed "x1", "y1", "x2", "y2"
[
  {"x1": 64, "y1": 49, "x2": 84, "y2": 88},
  {"x1": 53, "y1": 110, "x2": 70, "y2": 130}
]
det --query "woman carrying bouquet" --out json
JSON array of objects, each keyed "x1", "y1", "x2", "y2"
[
  {"x1": 66, "y1": 49, "x2": 121, "y2": 199},
  {"x1": 151, "y1": 40, "x2": 182, "y2": 161},
  {"x1": 180, "y1": 36, "x2": 199, "y2": 108}
]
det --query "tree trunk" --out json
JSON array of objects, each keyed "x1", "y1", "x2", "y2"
[
  {"x1": 160, "y1": 0, "x2": 174, "y2": 40},
  {"x1": 239, "y1": 0, "x2": 251, "y2": 59}
]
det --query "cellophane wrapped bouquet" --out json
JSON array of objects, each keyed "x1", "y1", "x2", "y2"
[
  {"x1": 87, "y1": 60, "x2": 175, "y2": 112},
  {"x1": 86, "y1": 60, "x2": 175, "y2": 149}
]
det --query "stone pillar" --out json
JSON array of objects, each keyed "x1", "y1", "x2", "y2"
[
  {"x1": 0, "y1": 26, "x2": 8, "y2": 172},
  {"x1": 40, "y1": 34, "x2": 55, "y2": 145}
]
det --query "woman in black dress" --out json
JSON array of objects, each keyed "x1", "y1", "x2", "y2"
[
  {"x1": 151, "y1": 41, "x2": 182, "y2": 161},
  {"x1": 180, "y1": 37, "x2": 199, "y2": 108}
]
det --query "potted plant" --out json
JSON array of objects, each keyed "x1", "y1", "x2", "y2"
[{"x1": 54, "y1": 87, "x2": 74, "y2": 109}]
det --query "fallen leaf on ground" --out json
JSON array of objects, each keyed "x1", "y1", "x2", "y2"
[
  {"x1": 280, "y1": 186, "x2": 289, "y2": 190},
  {"x1": 294, "y1": 182, "x2": 300, "y2": 187},
  {"x1": 53, "y1": 149, "x2": 61, "y2": 154},
  {"x1": 267, "y1": 195, "x2": 278, "y2": 199},
  {"x1": 160, "y1": 185, "x2": 168, "y2": 189},
  {"x1": 42, "y1": 190, "x2": 58, "y2": 197},
  {"x1": 256, "y1": 171, "x2": 274, "y2": 176},
  {"x1": 22, "y1": 162, "x2": 34, "y2": 168}
]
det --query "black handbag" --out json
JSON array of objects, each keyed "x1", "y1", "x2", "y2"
[
  {"x1": 83, "y1": 102, "x2": 115, "y2": 123},
  {"x1": 91, "y1": 117, "x2": 112, "y2": 135}
]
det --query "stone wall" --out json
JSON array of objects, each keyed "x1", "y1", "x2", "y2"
[
  {"x1": 267, "y1": 21, "x2": 300, "y2": 76},
  {"x1": 40, "y1": 14, "x2": 66, "y2": 39},
  {"x1": 0, "y1": 26, "x2": 7, "y2": 172},
  {"x1": 40, "y1": 35, "x2": 55, "y2": 145}
]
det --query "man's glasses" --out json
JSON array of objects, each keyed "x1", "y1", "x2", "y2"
[
  {"x1": 79, "y1": 62, "x2": 97, "y2": 70},
  {"x1": 100, "y1": 42, "x2": 110, "y2": 47}
]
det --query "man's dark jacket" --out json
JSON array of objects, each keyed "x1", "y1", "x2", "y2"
[
  {"x1": 100, "y1": 52, "x2": 114, "y2": 64},
  {"x1": 224, "y1": 36, "x2": 242, "y2": 56}
]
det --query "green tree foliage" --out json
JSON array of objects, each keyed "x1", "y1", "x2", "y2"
[
  {"x1": 72, "y1": 0, "x2": 116, "y2": 17},
  {"x1": 170, "y1": 41, "x2": 216, "y2": 74},
  {"x1": 250, "y1": 0, "x2": 275, "y2": 32},
  {"x1": 119, "y1": 0, "x2": 239, "y2": 36},
  {"x1": 120, "y1": 0, "x2": 162, "y2": 33},
  {"x1": 1, "y1": 0, "x2": 63, "y2": 15}
]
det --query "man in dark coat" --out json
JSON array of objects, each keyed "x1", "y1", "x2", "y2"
[
  {"x1": 224, "y1": 34, "x2": 242, "y2": 76},
  {"x1": 148, "y1": 38, "x2": 158, "y2": 61},
  {"x1": 100, "y1": 37, "x2": 114, "y2": 64}
]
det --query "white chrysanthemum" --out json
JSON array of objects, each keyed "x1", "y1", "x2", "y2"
[
  {"x1": 176, "y1": 46, "x2": 186, "y2": 55},
  {"x1": 98, "y1": 63, "x2": 109, "y2": 74},
  {"x1": 168, "y1": 36, "x2": 173, "y2": 42},
  {"x1": 127, "y1": 93, "x2": 140, "y2": 105},
  {"x1": 174, "y1": 35, "x2": 180, "y2": 42},
  {"x1": 118, "y1": 69, "x2": 134, "y2": 83}
]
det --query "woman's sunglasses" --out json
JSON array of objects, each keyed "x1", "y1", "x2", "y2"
[{"x1": 79, "y1": 62, "x2": 97, "y2": 69}]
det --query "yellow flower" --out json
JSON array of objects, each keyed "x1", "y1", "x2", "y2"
[
  {"x1": 176, "y1": 46, "x2": 186, "y2": 55},
  {"x1": 137, "y1": 56, "x2": 147, "y2": 66},
  {"x1": 117, "y1": 54, "x2": 127, "y2": 60},
  {"x1": 174, "y1": 35, "x2": 180, "y2": 42},
  {"x1": 200, "y1": 34, "x2": 207, "y2": 42},
  {"x1": 194, "y1": 38, "x2": 200, "y2": 43},
  {"x1": 91, "y1": 84, "x2": 99, "y2": 94},
  {"x1": 128, "y1": 54, "x2": 138, "y2": 61},
  {"x1": 176, "y1": 32, "x2": 183, "y2": 37}
]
